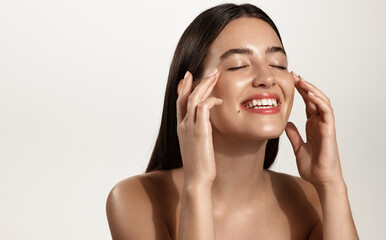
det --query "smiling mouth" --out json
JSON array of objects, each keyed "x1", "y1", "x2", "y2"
[{"x1": 242, "y1": 98, "x2": 280, "y2": 109}]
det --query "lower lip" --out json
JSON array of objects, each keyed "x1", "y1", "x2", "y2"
[{"x1": 240, "y1": 103, "x2": 281, "y2": 114}]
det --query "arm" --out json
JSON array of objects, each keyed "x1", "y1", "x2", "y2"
[
  {"x1": 178, "y1": 182, "x2": 216, "y2": 240},
  {"x1": 175, "y1": 70, "x2": 221, "y2": 239},
  {"x1": 309, "y1": 180, "x2": 359, "y2": 240},
  {"x1": 285, "y1": 72, "x2": 359, "y2": 240}
]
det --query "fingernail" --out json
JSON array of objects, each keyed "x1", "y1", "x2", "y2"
[
  {"x1": 209, "y1": 68, "x2": 218, "y2": 77},
  {"x1": 291, "y1": 72, "x2": 299, "y2": 80},
  {"x1": 308, "y1": 91, "x2": 315, "y2": 96},
  {"x1": 184, "y1": 71, "x2": 190, "y2": 79}
]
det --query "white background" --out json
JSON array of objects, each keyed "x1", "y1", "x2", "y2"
[{"x1": 1, "y1": 0, "x2": 385, "y2": 239}]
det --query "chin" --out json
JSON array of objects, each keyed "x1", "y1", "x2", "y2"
[
  {"x1": 211, "y1": 117, "x2": 287, "y2": 140},
  {"x1": 241, "y1": 124, "x2": 285, "y2": 141},
  {"x1": 261, "y1": 124, "x2": 285, "y2": 137}
]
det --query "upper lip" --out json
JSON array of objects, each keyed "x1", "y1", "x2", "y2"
[{"x1": 241, "y1": 92, "x2": 281, "y2": 105}]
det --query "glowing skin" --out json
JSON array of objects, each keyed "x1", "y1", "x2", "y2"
[
  {"x1": 185, "y1": 17, "x2": 294, "y2": 213},
  {"x1": 174, "y1": 17, "x2": 295, "y2": 220},
  {"x1": 106, "y1": 16, "x2": 358, "y2": 240},
  {"x1": 204, "y1": 18, "x2": 294, "y2": 141},
  {"x1": 174, "y1": 17, "x2": 356, "y2": 239}
]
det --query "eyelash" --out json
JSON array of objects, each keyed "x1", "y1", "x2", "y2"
[
  {"x1": 228, "y1": 66, "x2": 248, "y2": 71},
  {"x1": 273, "y1": 65, "x2": 287, "y2": 70},
  {"x1": 228, "y1": 65, "x2": 287, "y2": 71}
]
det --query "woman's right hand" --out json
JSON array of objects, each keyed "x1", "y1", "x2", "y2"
[{"x1": 176, "y1": 69, "x2": 222, "y2": 186}]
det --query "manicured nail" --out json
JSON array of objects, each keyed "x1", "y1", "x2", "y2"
[
  {"x1": 291, "y1": 72, "x2": 300, "y2": 80},
  {"x1": 209, "y1": 68, "x2": 218, "y2": 77},
  {"x1": 184, "y1": 71, "x2": 190, "y2": 79}
]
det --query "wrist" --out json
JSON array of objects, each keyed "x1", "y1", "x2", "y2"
[
  {"x1": 183, "y1": 179, "x2": 213, "y2": 192},
  {"x1": 313, "y1": 178, "x2": 347, "y2": 196}
]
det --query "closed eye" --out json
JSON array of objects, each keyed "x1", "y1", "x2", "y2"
[
  {"x1": 271, "y1": 65, "x2": 287, "y2": 70},
  {"x1": 228, "y1": 65, "x2": 287, "y2": 71},
  {"x1": 228, "y1": 65, "x2": 248, "y2": 71}
]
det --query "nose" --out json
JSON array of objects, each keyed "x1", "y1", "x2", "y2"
[{"x1": 252, "y1": 65, "x2": 276, "y2": 88}]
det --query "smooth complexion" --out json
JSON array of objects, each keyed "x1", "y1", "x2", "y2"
[
  {"x1": 176, "y1": 16, "x2": 357, "y2": 239},
  {"x1": 182, "y1": 17, "x2": 295, "y2": 209},
  {"x1": 106, "y1": 16, "x2": 358, "y2": 240},
  {"x1": 176, "y1": 17, "x2": 299, "y2": 239}
]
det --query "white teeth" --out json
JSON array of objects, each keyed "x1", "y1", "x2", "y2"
[
  {"x1": 253, "y1": 105, "x2": 272, "y2": 109},
  {"x1": 245, "y1": 98, "x2": 279, "y2": 109}
]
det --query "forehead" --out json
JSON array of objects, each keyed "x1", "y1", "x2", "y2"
[{"x1": 208, "y1": 17, "x2": 282, "y2": 57}]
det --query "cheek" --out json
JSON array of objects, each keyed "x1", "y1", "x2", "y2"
[
  {"x1": 278, "y1": 75, "x2": 295, "y2": 98},
  {"x1": 212, "y1": 75, "x2": 248, "y2": 98},
  {"x1": 282, "y1": 79, "x2": 295, "y2": 116},
  {"x1": 210, "y1": 78, "x2": 242, "y2": 121},
  {"x1": 276, "y1": 75, "x2": 295, "y2": 113},
  {"x1": 288, "y1": 82, "x2": 295, "y2": 101},
  {"x1": 212, "y1": 77, "x2": 233, "y2": 98}
]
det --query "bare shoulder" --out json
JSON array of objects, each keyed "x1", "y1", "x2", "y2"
[
  {"x1": 269, "y1": 170, "x2": 320, "y2": 204},
  {"x1": 106, "y1": 170, "x2": 171, "y2": 240},
  {"x1": 268, "y1": 170, "x2": 321, "y2": 207},
  {"x1": 267, "y1": 170, "x2": 323, "y2": 237}
]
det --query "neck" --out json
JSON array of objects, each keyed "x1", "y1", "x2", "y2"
[{"x1": 210, "y1": 131, "x2": 271, "y2": 212}]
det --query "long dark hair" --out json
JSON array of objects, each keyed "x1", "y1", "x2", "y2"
[{"x1": 145, "y1": 3, "x2": 284, "y2": 173}]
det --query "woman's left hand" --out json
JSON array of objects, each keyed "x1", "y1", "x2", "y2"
[{"x1": 285, "y1": 72, "x2": 345, "y2": 189}]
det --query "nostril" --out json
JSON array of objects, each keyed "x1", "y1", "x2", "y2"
[
  {"x1": 251, "y1": 75, "x2": 277, "y2": 90},
  {"x1": 257, "y1": 82, "x2": 276, "y2": 88}
]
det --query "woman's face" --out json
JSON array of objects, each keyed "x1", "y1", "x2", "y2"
[{"x1": 203, "y1": 17, "x2": 295, "y2": 141}]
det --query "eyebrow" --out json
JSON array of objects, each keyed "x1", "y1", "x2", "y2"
[{"x1": 219, "y1": 46, "x2": 287, "y2": 62}]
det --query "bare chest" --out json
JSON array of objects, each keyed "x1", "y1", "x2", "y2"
[
  {"x1": 165, "y1": 200, "x2": 312, "y2": 240},
  {"x1": 154, "y1": 169, "x2": 317, "y2": 240},
  {"x1": 212, "y1": 206, "x2": 311, "y2": 240}
]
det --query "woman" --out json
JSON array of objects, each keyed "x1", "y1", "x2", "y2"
[{"x1": 106, "y1": 3, "x2": 359, "y2": 239}]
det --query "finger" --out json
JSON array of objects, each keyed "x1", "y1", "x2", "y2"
[
  {"x1": 187, "y1": 70, "x2": 219, "y2": 124},
  {"x1": 291, "y1": 72, "x2": 318, "y2": 118},
  {"x1": 176, "y1": 71, "x2": 193, "y2": 124},
  {"x1": 195, "y1": 97, "x2": 223, "y2": 128},
  {"x1": 296, "y1": 84, "x2": 318, "y2": 118},
  {"x1": 285, "y1": 121, "x2": 304, "y2": 155},
  {"x1": 201, "y1": 72, "x2": 220, "y2": 101},
  {"x1": 177, "y1": 79, "x2": 183, "y2": 96},
  {"x1": 306, "y1": 92, "x2": 335, "y2": 124},
  {"x1": 290, "y1": 71, "x2": 301, "y2": 86},
  {"x1": 298, "y1": 76, "x2": 331, "y2": 105}
]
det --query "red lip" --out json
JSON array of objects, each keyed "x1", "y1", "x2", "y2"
[
  {"x1": 240, "y1": 92, "x2": 281, "y2": 114},
  {"x1": 241, "y1": 93, "x2": 281, "y2": 105}
]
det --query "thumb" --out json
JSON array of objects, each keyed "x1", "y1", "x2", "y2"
[{"x1": 285, "y1": 121, "x2": 304, "y2": 155}]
